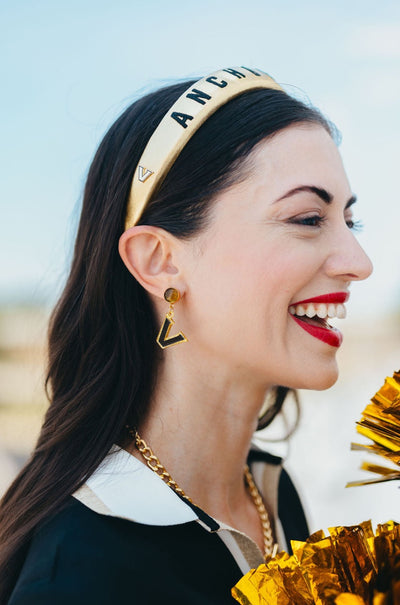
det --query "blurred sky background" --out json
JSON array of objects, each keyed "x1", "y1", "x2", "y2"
[{"x1": 1, "y1": 0, "x2": 400, "y2": 530}]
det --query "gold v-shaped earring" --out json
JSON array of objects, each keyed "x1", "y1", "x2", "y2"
[{"x1": 156, "y1": 288, "x2": 188, "y2": 349}]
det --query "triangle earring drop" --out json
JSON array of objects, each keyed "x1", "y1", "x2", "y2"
[{"x1": 156, "y1": 288, "x2": 188, "y2": 349}]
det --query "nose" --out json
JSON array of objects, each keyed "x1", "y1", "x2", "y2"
[{"x1": 325, "y1": 229, "x2": 373, "y2": 281}]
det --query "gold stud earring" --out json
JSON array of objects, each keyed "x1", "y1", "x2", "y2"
[{"x1": 156, "y1": 288, "x2": 188, "y2": 349}]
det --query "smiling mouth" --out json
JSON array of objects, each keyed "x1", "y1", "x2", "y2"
[{"x1": 288, "y1": 293, "x2": 349, "y2": 348}]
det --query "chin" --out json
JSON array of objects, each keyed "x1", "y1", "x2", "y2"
[
  {"x1": 308, "y1": 369, "x2": 339, "y2": 391},
  {"x1": 281, "y1": 359, "x2": 339, "y2": 391}
]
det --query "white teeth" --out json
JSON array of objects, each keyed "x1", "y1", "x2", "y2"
[
  {"x1": 296, "y1": 305, "x2": 306, "y2": 316},
  {"x1": 289, "y1": 302, "x2": 346, "y2": 320},
  {"x1": 305, "y1": 303, "x2": 315, "y2": 318},
  {"x1": 336, "y1": 303, "x2": 346, "y2": 319},
  {"x1": 327, "y1": 304, "x2": 336, "y2": 318}
]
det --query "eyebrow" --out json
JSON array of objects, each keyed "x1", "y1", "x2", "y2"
[{"x1": 275, "y1": 185, "x2": 357, "y2": 209}]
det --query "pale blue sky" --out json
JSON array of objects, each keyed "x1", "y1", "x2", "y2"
[{"x1": 1, "y1": 0, "x2": 400, "y2": 318}]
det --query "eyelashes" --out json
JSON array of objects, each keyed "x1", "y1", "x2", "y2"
[
  {"x1": 289, "y1": 215, "x2": 327, "y2": 228},
  {"x1": 289, "y1": 215, "x2": 364, "y2": 231},
  {"x1": 346, "y1": 219, "x2": 363, "y2": 232}
]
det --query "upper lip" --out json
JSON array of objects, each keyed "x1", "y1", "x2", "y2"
[{"x1": 290, "y1": 292, "x2": 350, "y2": 306}]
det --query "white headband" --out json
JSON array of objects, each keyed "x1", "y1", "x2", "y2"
[{"x1": 124, "y1": 66, "x2": 283, "y2": 229}]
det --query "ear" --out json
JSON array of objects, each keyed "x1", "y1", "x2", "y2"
[{"x1": 118, "y1": 226, "x2": 183, "y2": 298}]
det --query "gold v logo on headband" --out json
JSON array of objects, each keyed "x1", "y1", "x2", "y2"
[{"x1": 138, "y1": 166, "x2": 154, "y2": 183}]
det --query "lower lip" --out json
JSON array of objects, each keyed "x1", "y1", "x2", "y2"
[{"x1": 291, "y1": 316, "x2": 343, "y2": 348}]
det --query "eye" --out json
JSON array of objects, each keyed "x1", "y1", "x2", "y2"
[
  {"x1": 289, "y1": 214, "x2": 326, "y2": 228},
  {"x1": 346, "y1": 218, "x2": 363, "y2": 231}
]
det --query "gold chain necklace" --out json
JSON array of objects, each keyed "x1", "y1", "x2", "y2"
[{"x1": 129, "y1": 427, "x2": 276, "y2": 558}]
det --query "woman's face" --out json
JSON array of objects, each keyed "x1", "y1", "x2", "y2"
[{"x1": 181, "y1": 124, "x2": 373, "y2": 391}]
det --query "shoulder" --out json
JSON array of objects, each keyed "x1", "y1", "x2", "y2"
[
  {"x1": 8, "y1": 498, "x2": 132, "y2": 604},
  {"x1": 9, "y1": 498, "x2": 240, "y2": 605}
]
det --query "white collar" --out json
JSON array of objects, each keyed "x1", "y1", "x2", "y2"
[
  {"x1": 73, "y1": 446, "x2": 198, "y2": 526},
  {"x1": 73, "y1": 445, "x2": 286, "y2": 574}
]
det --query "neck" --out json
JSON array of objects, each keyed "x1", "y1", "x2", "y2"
[{"x1": 129, "y1": 350, "x2": 271, "y2": 520}]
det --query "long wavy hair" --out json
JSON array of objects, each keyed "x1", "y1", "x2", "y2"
[{"x1": 0, "y1": 77, "x2": 332, "y2": 602}]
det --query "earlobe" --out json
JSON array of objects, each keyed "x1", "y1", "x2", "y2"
[{"x1": 118, "y1": 226, "x2": 181, "y2": 297}]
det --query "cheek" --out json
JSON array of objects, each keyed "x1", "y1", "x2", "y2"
[
  {"x1": 190, "y1": 235, "x2": 323, "y2": 323},
  {"x1": 241, "y1": 248, "x2": 319, "y2": 301}
]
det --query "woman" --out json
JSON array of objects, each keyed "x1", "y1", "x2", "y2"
[{"x1": 0, "y1": 66, "x2": 372, "y2": 604}]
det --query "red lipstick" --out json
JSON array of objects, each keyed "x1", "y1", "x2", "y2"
[
  {"x1": 291, "y1": 292, "x2": 349, "y2": 305},
  {"x1": 292, "y1": 316, "x2": 343, "y2": 347},
  {"x1": 289, "y1": 292, "x2": 348, "y2": 348}
]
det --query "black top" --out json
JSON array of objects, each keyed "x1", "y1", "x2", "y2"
[{"x1": 8, "y1": 453, "x2": 308, "y2": 604}]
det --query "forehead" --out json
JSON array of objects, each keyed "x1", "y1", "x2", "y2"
[
  {"x1": 201, "y1": 123, "x2": 353, "y2": 235},
  {"x1": 243, "y1": 123, "x2": 350, "y2": 198}
]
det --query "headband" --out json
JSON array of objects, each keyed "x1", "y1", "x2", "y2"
[{"x1": 124, "y1": 66, "x2": 284, "y2": 230}]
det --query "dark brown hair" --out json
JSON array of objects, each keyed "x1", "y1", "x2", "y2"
[{"x1": 0, "y1": 77, "x2": 332, "y2": 602}]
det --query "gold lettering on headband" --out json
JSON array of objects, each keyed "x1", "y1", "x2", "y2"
[{"x1": 138, "y1": 166, "x2": 154, "y2": 183}]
